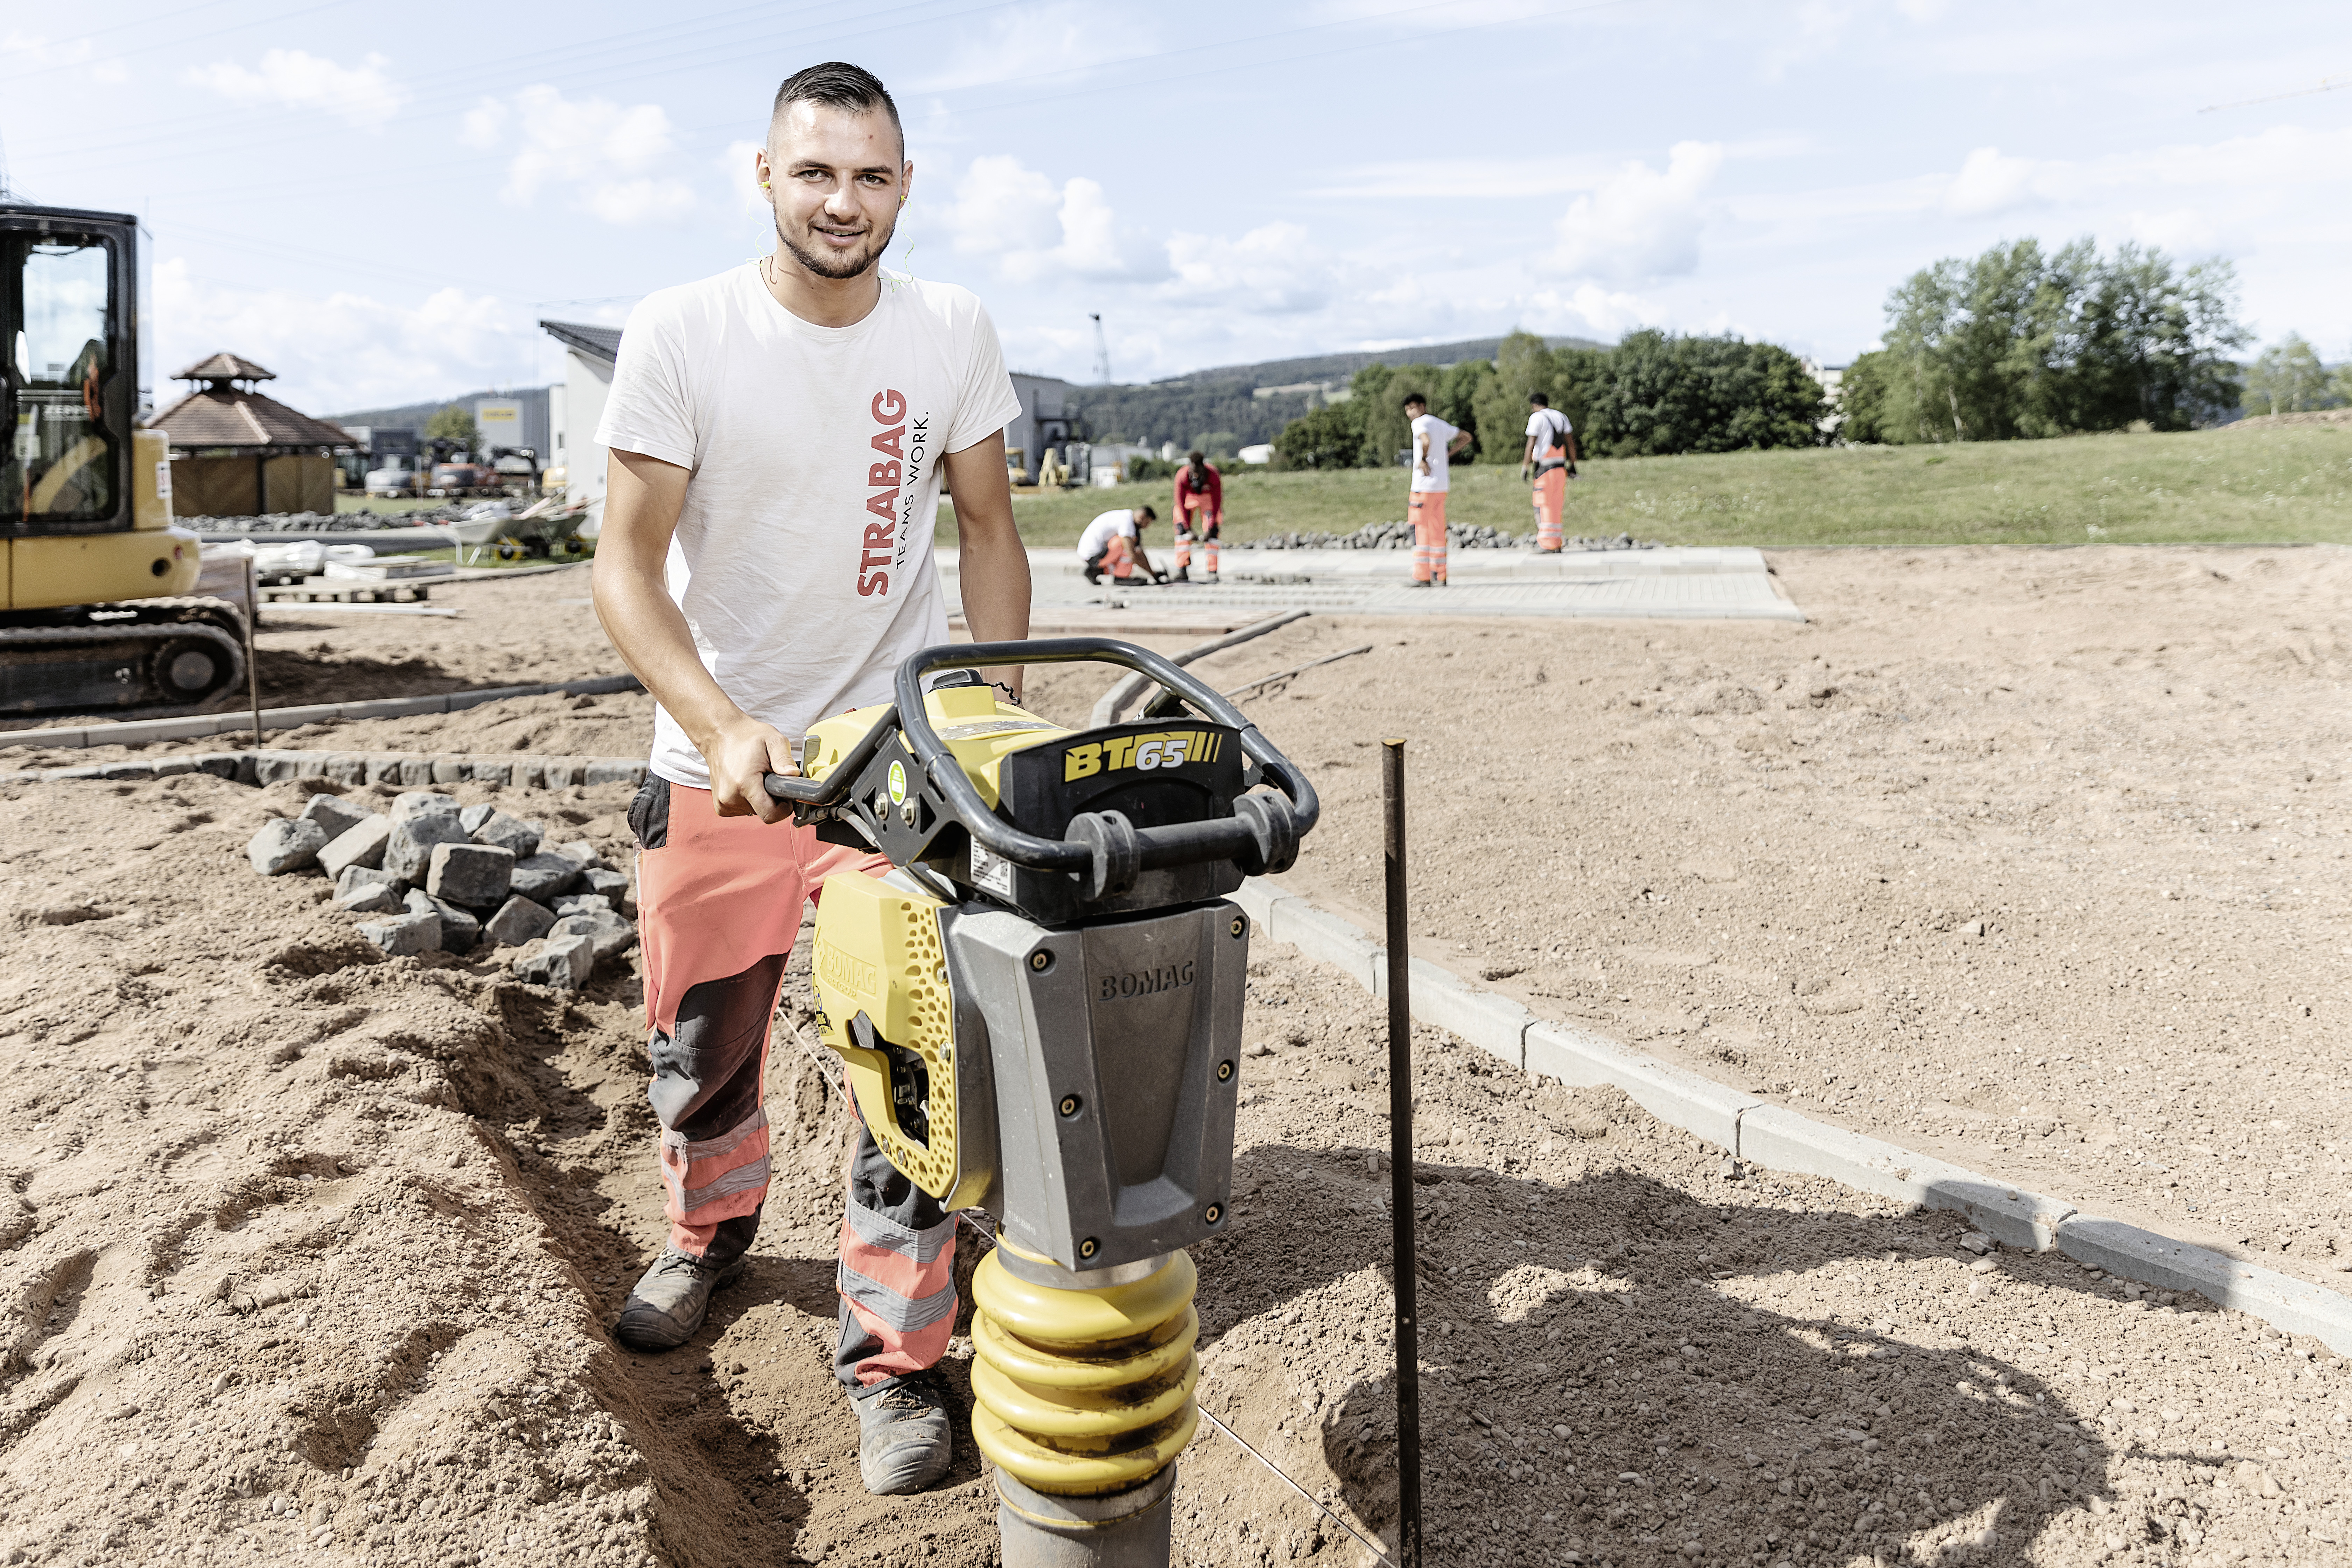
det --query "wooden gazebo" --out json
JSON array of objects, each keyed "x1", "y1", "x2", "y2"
[{"x1": 150, "y1": 354, "x2": 356, "y2": 517}]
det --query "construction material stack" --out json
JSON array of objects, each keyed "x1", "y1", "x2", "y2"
[{"x1": 774, "y1": 639, "x2": 1317, "y2": 1567}]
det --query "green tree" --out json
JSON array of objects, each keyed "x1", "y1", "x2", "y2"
[
  {"x1": 1835, "y1": 350, "x2": 1893, "y2": 444},
  {"x1": 425, "y1": 403, "x2": 479, "y2": 450},
  {"x1": 1576, "y1": 331, "x2": 1826, "y2": 457},
  {"x1": 2242, "y1": 334, "x2": 2333, "y2": 415},
  {"x1": 1870, "y1": 238, "x2": 2246, "y2": 442},
  {"x1": 1270, "y1": 402, "x2": 1365, "y2": 469},
  {"x1": 1471, "y1": 331, "x2": 1555, "y2": 464}
]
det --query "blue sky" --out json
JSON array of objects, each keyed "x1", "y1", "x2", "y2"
[{"x1": 5, "y1": 0, "x2": 2347, "y2": 416}]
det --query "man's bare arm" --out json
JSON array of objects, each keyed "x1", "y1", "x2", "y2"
[
  {"x1": 939, "y1": 432, "x2": 1031, "y2": 699},
  {"x1": 591, "y1": 447, "x2": 799, "y2": 823}
]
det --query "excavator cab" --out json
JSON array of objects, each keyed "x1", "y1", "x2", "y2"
[
  {"x1": 1, "y1": 204, "x2": 240, "y2": 715},
  {"x1": 4, "y1": 209, "x2": 131, "y2": 531}
]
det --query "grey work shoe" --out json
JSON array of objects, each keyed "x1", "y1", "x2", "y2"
[
  {"x1": 852, "y1": 1372, "x2": 954, "y2": 1495},
  {"x1": 613, "y1": 1248, "x2": 744, "y2": 1351}
]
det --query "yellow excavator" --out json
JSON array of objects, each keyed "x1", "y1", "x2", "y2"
[{"x1": 4, "y1": 202, "x2": 242, "y2": 715}]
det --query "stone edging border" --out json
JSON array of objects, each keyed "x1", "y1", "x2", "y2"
[
  {"x1": 2, "y1": 747, "x2": 648, "y2": 789},
  {"x1": 0, "y1": 673, "x2": 644, "y2": 753},
  {"x1": 1233, "y1": 880, "x2": 2352, "y2": 1354}
]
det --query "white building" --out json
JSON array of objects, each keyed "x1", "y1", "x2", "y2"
[{"x1": 538, "y1": 319, "x2": 622, "y2": 520}]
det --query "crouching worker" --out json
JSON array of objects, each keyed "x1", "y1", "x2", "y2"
[
  {"x1": 1078, "y1": 503, "x2": 1164, "y2": 584},
  {"x1": 588, "y1": 60, "x2": 1032, "y2": 1498}
]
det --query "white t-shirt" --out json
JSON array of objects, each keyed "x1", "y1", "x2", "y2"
[
  {"x1": 1409, "y1": 413, "x2": 1460, "y2": 493},
  {"x1": 597, "y1": 265, "x2": 1022, "y2": 790},
  {"x1": 1077, "y1": 509, "x2": 1138, "y2": 561},
  {"x1": 1526, "y1": 407, "x2": 1573, "y2": 457}
]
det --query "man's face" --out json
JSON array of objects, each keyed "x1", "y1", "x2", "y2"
[
  {"x1": 756, "y1": 102, "x2": 910, "y2": 282},
  {"x1": 1405, "y1": 402, "x2": 1427, "y2": 418}
]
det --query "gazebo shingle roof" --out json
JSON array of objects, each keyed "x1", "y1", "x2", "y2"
[{"x1": 151, "y1": 353, "x2": 354, "y2": 451}]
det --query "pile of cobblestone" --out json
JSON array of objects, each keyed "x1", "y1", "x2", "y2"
[
  {"x1": 180, "y1": 509, "x2": 462, "y2": 532},
  {"x1": 244, "y1": 790, "x2": 635, "y2": 989},
  {"x1": 1232, "y1": 521, "x2": 1656, "y2": 552}
]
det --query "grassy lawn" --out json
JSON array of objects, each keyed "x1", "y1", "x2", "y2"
[{"x1": 941, "y1": 425, "x2": 2352, "y2": 550}]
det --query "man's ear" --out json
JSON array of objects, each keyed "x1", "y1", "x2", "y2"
[{"x1": 900, "y1": 159, "x2": 915, "y2": 207}]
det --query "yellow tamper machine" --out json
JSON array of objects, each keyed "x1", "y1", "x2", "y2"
[{"x1": 764, "y1": 639, "x2": 1318, "y2": 1567}]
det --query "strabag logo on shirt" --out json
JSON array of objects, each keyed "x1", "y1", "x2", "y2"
[{"x1": 859, "y1": 388, "x2": 930, "y2": 598}]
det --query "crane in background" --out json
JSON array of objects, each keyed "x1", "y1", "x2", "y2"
[{"x1": 1090, "y1": 312, "x2": 1112, "y2": 385}]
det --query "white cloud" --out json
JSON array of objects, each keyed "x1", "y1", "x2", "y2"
[
  {"x1": 1160, "y1": 224, "x2": 1335, "y2": 314},
  {"x1": 1523, "y1": 283, "x2": 1652, "y2": 341},
  {"x1": 150, "y1": 257, "x2": 531, "y2": 415},
  {"x1": 940, "y1": 155, "x2": 1165, "y2": 282},
  {"x1": 718, "y1": 140, "x2": 769, "y2": 218},
  {"x1": 188, "y1": 49, "x2": 403, "y2": 129},
  {"x1": 1550, "y1": 141, "x2": 1723, "y2": 284},
  {"x1": 465, "y1": 84, "x2": 695, "y2": 227},
  {"x1": 898, "y1": 2, "x2": 1154, "y2": 95},
  {"x1": 1945, "y1": 146, "x2": 2045, "y2": 217},
  {"x1": 2125, "y1": 208, "x2": 2218, "y2": 253}
]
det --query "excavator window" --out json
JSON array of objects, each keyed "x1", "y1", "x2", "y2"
[{"x1": 4, "y1": 236, "x2": 118, "y2": 526}]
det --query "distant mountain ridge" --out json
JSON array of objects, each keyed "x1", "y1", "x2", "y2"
[
  {"x1": 1138, "y1": 334, "x2": 1609, "y2": 391},
  {"x1": 1062, "y1": 334, "x2": 1610, "y2": 451}
]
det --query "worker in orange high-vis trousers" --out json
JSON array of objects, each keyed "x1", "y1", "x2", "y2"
[
  {"x1": 1403, "y1": 390, "x2": 1469, "y2": 586},
  {"x1": 590, "y1": 60, "x2": 1036, "y2": 1501},
  {"x1": 1520, "y1": 391, "x2": 1578, "y2": 552},
  {"x1": 1171, "y1": 449, "x2": 1223, "y2": 582}
]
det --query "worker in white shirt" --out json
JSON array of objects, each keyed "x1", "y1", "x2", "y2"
[
  {"x1": 1077, "y1": 504, "x2": 1164, "y2": 584},
  {"x1": 1404, "y1": 391, "x2": 1470, "y2": 586},
  {"x1": 1520, "y1": 392, "x2": 1578, "y2": 552}
]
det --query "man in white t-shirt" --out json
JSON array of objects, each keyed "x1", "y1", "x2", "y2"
[
  {"x1": 1077, "y1": 503, "x2": 1162, "y2": 583},
  {"x1": 1403, "y1": 390, "x2": 1469, "y2": 586},
  {"x1": 1520, "y1": 391, "x2": 1578, "y2": 552},
  {"x1": 590, "y1": 61, "x2": 1029, "y2": 1499}
]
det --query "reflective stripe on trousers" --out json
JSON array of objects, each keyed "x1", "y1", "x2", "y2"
[
  {"x1": 1409, "y1": 490, "x2": 1448, "y2": 582},
  {"x1": 633, "y1": 776, "x2": 953, "y2": 1388}
]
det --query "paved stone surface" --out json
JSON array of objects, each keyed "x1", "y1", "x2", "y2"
[{"x1": 940, "y1": 545, "x2": 1801, "y2": 623}]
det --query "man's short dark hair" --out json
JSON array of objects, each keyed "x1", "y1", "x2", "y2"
[
  {"x1": 1401, "y1": 391, "x2": 1427, "y2": 410},
  {"x1": 1529, "y1": 392, "x2": 1550, "y2": 407},
  {"x1": 771, "y1": 62, "x2": 902, "y2": 150},
  {"x1": 1138, "y1": 505, "x2": 1158, "y2": 522}
]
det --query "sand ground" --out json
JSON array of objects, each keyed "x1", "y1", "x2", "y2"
[{"x1": 0, "y1": 545, "x2": 2345, "y2": 1568}]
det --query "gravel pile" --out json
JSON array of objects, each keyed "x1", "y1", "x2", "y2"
[
  {"x1": 245, "y1": 787, "x2": 635, "y2": 987},
  {"x1": 182, "y1": 508, "x2": 462, "y2": 532},
  {"x1": 1233, "y1": 522, "x2": 1656, "y2": 552}
]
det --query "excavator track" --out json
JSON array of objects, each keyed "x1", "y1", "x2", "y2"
[{"x1": 0, "y1": 599, "x2": 248, "y2": 718}]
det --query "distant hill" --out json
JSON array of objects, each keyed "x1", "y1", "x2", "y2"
[{"x1": 1067, "y1": 334, "x2": 1608, "y2": 450}]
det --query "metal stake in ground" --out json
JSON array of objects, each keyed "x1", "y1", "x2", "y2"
[
  {"x1": 1383, "y1": 737, "x2": 1423, "y2": 1568},
  {"x1": 243, "y1": 553, "x2": 263, "y2": 743}
]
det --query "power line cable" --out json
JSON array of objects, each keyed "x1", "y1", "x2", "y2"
[{"x1": 2199, "y1": 74, "x2": 2348, "y2": 112}]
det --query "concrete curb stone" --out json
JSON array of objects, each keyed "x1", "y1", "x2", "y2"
[
  {"x1": 1398, "y1": 958, "x2": 1530, "y2": 1071},
  {"x1": 0, "y1": 673, "x2": 646, "y2": 754},
  {"x1": 2054, "y1": 1217, "x2": 2352, "y2": 1354},
  {"x1": 1738, "y1": 1106, "x2": 2072, "y2": 1252},
  {"x1": 1, "y1": 749, "x2": 651, "y2": 791},
  {"x1": 1245, "y1": 876, "x2": 2352, "y2": 1355}
]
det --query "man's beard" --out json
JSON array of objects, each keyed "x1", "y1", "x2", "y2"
[{"x1": 776, "y1": 208, "x2": 897, "y2": 281}]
